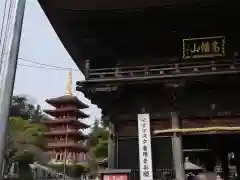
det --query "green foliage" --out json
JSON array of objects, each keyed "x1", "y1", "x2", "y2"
[
  {"x1": 89, "y1": 123, "x2": 108, "y2": 147},
  {"x1": 16, "y1": 152, "x2": 35, "y2": 180},
  {"x1": 5, "y1": 116, "x2": 46, "y2": 176},
  {"x1": 17, "y1": 165, "x2": 34, "y2": 180},
  {"x1": 11, "y1": 96, "x2": 28, "y2": 119},
  {"x1": 7, "y1": 116, "x2": 45, "y2": 154},
  {"x1": 92, "y1": 119, "x2": 100, "y2": 132},
  {"x1": 11, "y1": 95, "x2": 43, "y2": 122},
  {"x1": 87, "y1": 149, "x2": 99, "y2": 176},
  {"x1": 88, "y1": 118, "x2": 109, "y2": 175},
  {"x1": 89, "y1": 126, "x2": 108, "y2": 158},
  {"x1": 100, "y1": 116, "x2": 110, "y2": 128},
  {"x1": 2, "y1": 95, "x2": 46, "y2": 178},
  {"x1": 48, "y1": 164, "x2": 88, "y2": 178}
]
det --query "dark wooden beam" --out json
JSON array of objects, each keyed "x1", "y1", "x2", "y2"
[
  {"x1": 38, "y1": 0, "x2": 86, "y2": 71},
  {"x1": 81, "y1": 75, "x2": 240, "y2": 122},
  {"x1": 39, "y1": 0, "x2": 203, "y2": 11}
]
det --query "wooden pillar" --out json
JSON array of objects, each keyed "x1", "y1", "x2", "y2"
[
  {"x1": 235, "y1": 152, "x2": 240, "y2": 178},
  {"x1": 205, "y1": 135, "x2": 217, "y2": 172},
  {"x1": 219, "y1": 151, "x2": 229, "y2": 180},
  {"x1": 171, "y1": 112, "x2": 185, "y2": 180},
  {"x1": 234, "y1": 135, "x2": 240, "y2": 178},
  {"x1": 84, "y1": 60, "x2": 90, "y2": 80},
  {"x1": 217, "y1": 136, "x2": 229, "y2": 180},
  {"x1": 209, "y1": 152, "x2": 217, "y2": 172},
  {"x1": 108, "y1": 122, "x2": 116, "y2": 169}
]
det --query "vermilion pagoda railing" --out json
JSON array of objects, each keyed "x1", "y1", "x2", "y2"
[
  {"x1": 87, "y1": 60, "x2": 240, "y2": 82},
  {"x1": 130, "y1": 166, "x2": 237, "y2": 180}
]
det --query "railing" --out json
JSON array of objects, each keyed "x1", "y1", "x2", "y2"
[
  {"x1": 87, "y1": 60, "x2": 240, "y2": 81},
  {"x1": 9, "y1": 162, "x2": 90, "y2": 180},
  {"x1": 30, "y1": 163, "x2": 74, "y2": 180},
  {"x1": 215, "y1": 166, "x2": 237, "y2": 178},
  {"x1": 130, "y1": 166, "x2": 238, "y2": 180},
  {"x1": 45, "y1": 129, "x2": 81, "y2": 135},
  {"x1": 47, "y1": 142, "x2": 87, "y2": 148},
  {"x1": 130, "y1": 169, "x2": 175, "y2": 180}
]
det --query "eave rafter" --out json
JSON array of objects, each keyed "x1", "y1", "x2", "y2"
[{"x1": 39, "y1": 0, "x2": 196, "y2": 11}]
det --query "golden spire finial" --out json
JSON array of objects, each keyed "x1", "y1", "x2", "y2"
[{"x1": 66, "y1": 71, "x2": 72, "y2": 96}]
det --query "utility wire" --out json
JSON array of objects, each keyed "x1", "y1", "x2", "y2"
[
  {"x1": 17, "y1": 63, "x2": 79, "y2": 71},
  {"x1": 0, "y1": 0, "x2": 14, "y2": 65},
  {"x1": 0, "y1": 1, "x2": 76, "y2": 72},
  {"x1": 18, "y1": 57, "x2": 79, "y2": 71},
  {"x1": 0, "y1": 53, "x2": 80, "y2": 71},
  {"x1": 18, "y1": 57, "x2": 77, "y2": 70},
  {"x1": 0, "y1": 1, "x2": 78, "y2": 72},
  {"x1": 0, "y1": 0, "x2": 8, "y2": 47}
]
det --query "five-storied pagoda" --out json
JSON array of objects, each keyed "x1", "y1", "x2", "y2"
[{"x1": 43, "y1": 71, "x2": 89, "y2": 166}]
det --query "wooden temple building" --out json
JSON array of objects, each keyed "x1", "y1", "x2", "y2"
[
  {"x1": 43, "y1": 72, "x2": 89, "y2": 166},
  {"x1": 39, "y1": 0, "x2": 240, "y2": 179}
]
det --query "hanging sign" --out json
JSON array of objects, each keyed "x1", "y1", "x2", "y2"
[
  {"x1": 182, "y1": 36, "x2": 225, "y2": 59},
  {"x1": 103, "y1": 174, "x2": 128, "y2": 180},
  {"x1": 137, "y1": 113, "x2": 153, "y2": 180}
]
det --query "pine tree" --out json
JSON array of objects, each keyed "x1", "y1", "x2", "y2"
[{"x1": 88, "y1": 118, "x2": 109, "y2": 175}]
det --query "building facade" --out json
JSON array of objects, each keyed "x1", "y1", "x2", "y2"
[{"x1": 39, "y1": 1, "x2": 240, "y2": 179}]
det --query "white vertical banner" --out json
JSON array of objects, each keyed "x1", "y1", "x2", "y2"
[{"x1": 138, "y1": 113, "x2": 153, "y2": 180}]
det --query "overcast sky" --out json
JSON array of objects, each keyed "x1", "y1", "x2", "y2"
[{"x1": 0, "y1": 0, "x2": 101, "y2": 127}]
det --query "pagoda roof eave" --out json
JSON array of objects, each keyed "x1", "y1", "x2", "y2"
[
  {"x1": 42, "y1": 118, "x2": 90, "y2": 129},
  {"x1": 43, "y1": 108, "x2": 89, "y2": 119},
  {"x1": 44, "y1": 131, "x2": 89, "y2": 139},
  {"x1": 45, "y1": 95, "x2": 89, "y2": 109},
  {"x1": 46, "y1": 143, "x2": 88, "y2": 151}
]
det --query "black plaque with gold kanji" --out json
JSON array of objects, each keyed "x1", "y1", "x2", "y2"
[{"x1": 182, "y1": 36, "x2": 225, "y2": 59}]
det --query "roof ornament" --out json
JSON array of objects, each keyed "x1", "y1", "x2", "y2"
[{"x1": 66, "y1": 71, "x2": 73, "y2": 96}]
